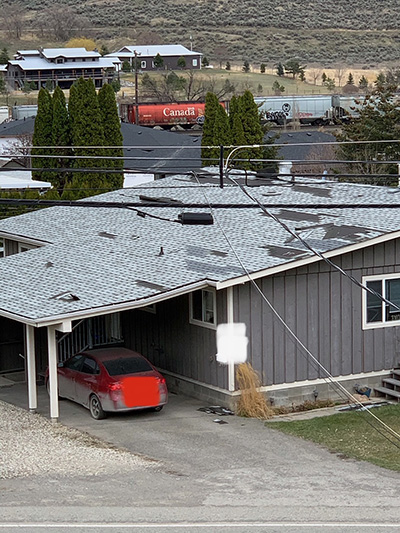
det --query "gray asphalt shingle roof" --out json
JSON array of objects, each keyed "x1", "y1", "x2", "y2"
[{"x1": 0, "y1": 174, "x2": 399, "y2": 324}]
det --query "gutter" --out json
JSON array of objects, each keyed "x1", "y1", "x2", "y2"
[{"x1": 0, "y1": 279, "x2": 217, "y2": 328}]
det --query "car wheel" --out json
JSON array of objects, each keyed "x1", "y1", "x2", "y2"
[
  {"x1": 89, "y1": 394, "x2": 106, "y2": 420},
  {"x1": 153, "y1": 405, "x2": 163, "y2": 412}
]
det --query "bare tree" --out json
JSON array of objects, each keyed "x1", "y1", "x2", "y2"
[
  {"x1": 335, "y1": 67, "x2": 345, "y2": 88},
  {"x1": 308, "y1": 68, "x2": 321, "y2": 85},
  {"x1": 292, "y1": 144, "x2": 337, "y2": 177},
  {"x1": 34, "y1": 7, "x2": 89, "y2": 42},
  {"x1": 1, "y1": 134, "x2": 33, "y2": 167},
  {"x1": 214, "y1": 45, "x2": 229, "y2": 69},
  {"x1": 2, "y1": 2, "x2": 24, "y2": 39}
]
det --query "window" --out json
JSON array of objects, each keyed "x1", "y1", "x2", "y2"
[
  {"x1": 81, "y1": 357, "x2": 99, "y2": 375},
  {"x1": 103, "y1": 356, "x2": 152, "y2": 376},
  {"x1": 141, "y1": 60, "x2": 147, "y2": 69},
  {"x1": 190, "y1": 289, "x2": 216, "y2": 328},
  {"x1": 18, "y1": 243, "x2": 36, "y2": 253},
  {"x1": 363, "y1": 274, "x2": 400, "y2": 328},
  {"x1": 64, "y1": 354, "x2": 84, "y2": 371},
  {"x1": 192, "y1": 59, "x2": 198, "y2": 67}
]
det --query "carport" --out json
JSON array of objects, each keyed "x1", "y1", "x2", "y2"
[{"x1": 0, "y1": 282, "x2": 236, "y2": 421}]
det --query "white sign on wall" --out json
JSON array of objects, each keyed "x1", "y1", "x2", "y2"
[{"x1": 216, "y1": 323, "x2": 248, "y2": 365}]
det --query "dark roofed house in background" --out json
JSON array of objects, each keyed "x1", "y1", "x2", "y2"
[
  {"x1": 107, "y1": 44, "x2": 202, "y2": 71},
  {"x1": 1, "y1": 174, "x2": 400, "y2": 419}
]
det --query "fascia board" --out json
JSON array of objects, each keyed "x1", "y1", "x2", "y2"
[
  {"x1": 216, "y1": 229, "x2": 400, "y2": 290},
  {"x1": 0, "y1": 280, "x2": 217, "y2": 328}
]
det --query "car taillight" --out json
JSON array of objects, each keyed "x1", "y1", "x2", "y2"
[
  {"x1": 109, "y1": 381, "x2": 122, "y2": 402},
  {"x1": 109, "y1": 382, "x2": 122, "y2": 391}
]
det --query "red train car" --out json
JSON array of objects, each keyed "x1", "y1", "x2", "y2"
[{"x1": 122, "y1": 102, "x2": 207, "y2": 127}]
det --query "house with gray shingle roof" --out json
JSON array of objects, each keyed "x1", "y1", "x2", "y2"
[
  {"x1": 5, "y1": 48, "x2": 118, "y2": 90},
  {"x1": 1, "y1": 173, "x2": 400, "y2": 418}
]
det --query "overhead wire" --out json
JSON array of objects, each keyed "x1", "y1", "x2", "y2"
[{"x1": 191, "y1": 169, "x2": 400, "y2": 449}]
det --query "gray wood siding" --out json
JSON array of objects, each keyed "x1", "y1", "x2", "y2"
[
  {"x1": 236, "y1": 238, "x2": 400, "y2": 386},
  {"x1": 4, "y1": 239, "x2": 19, "y2": 256},
  {"x1": 122, "y1": 291, "x2": 228, "y2": 389}
]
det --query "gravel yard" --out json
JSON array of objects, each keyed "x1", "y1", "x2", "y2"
[{"x1": 0, "y1": 400, "x2": 155, "y2": 480}]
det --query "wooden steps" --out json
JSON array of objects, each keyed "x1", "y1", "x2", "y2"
[{"x1": 374, "y1": 370, "x2": 400, "y2": 402}]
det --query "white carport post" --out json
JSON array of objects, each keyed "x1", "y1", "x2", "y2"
[
  {"x1": 227, "y1": 286, "x2": 235, "y2": 392},
  {"x1": 25, "y1": 324, "x2": 37, "y2": 413},
  {"x1": 47, "y1": 325, "x2": 59, "y2": 421},
  {"x1": 47, "y1": 321, "x2": 71, "y2": 422}
]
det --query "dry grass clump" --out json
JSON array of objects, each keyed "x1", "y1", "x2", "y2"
[{"x1": 235, "y1": 363, "x2": 273, "y2": 419}]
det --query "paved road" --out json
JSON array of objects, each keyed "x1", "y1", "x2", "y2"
[{"x1": 0, "y1": 382, "x2": 399, "y2": 532}]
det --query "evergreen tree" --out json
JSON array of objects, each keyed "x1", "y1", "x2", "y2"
[
  {"x1": 276, "y1": 62, "x2": 284, "y2": 76},
  {"x1": 236, "y1": 90, "x2": 264, "y2": 169},
  {"x1": 122, "y1": 60, "x2": 131, "y2": 72},
  {"x1": 228, "y1": 95, "x2": 239, "y2": 131},
  {"x1": 177, "y1": 56, "x2": 186, "y2": 69},
  {"x1": 32, "y1": 88, "x2": 53, "y2": 182},
  {"x1": 98, "y1": 83, "x2": 124, "y2": 190},
  {"x1": 69, "y1": 78, "x2": 106, "y2": 196},
  {"x1": 335, "y1": 83, "x2": 400, "y2": 184},
  {"x1": 52, "y1": 86, "x2": 72, "y2": 193},
  {"x1": 225, "y1": 61, "x2": 231, "y2": 71},
  {"x1": 201, "y1": 92, "x2": 220, "y2": 165},
  {"x1": 260, "y1": 63, "x2": 266, "y2": 74},
  {"x1": 322, "y1": 72, "x2": 327, "y2": 83},
  {"x1": 359, "y1": 75, "x2": 369, "y2": 90},
  {"x1": 0, "y1": 47, "x2": 9, "y2": 63},
  {"x1": 202, "y1": 56, "x2": 209, "y2": 68},
  {"x1": 284, "y1": 59, "x2": 306, "y2": 79},
  {"x1": 153, "y1": 53, "x2": 164, "y2": 69},
  {"x1": 242, "y1": 60, "x2": 250, "y2": 73},
  {"x1": 211, "y1": 103, "x2": 231, "y2": 162},
  {"x1": 347, "y1": 72, "x2": 354, "y2": 85}
]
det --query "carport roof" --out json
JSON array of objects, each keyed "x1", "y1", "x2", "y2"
[{"x1": 0, "y1": 174, "x2": 400, "y2": 325}]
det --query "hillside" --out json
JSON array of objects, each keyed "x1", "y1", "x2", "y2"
[{"x1": 2, "y1": 0, "x2": 400, "y2": 66}]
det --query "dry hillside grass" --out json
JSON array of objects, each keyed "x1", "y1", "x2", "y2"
[{"x1": 2, "y1": 1, "x2": 400, "y2": 66}]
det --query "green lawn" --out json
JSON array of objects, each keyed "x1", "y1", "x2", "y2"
[{"x1": 266, "y1": 405, "x2": 400, "y2": 471}]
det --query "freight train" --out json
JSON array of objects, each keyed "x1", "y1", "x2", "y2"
[
  {"x1": 119, "y1": 95, "x2": 361, "y2": 129},
  {"x1": 119, "y1": 102, "x2": 208, "y2": 128},
  {"x1": 254, "y1": 95, "x2": 361, "y2": 126}
]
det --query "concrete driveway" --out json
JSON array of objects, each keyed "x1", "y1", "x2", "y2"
[{"x1": 0, "y1": 380, "x2": 400, "y2": 532}]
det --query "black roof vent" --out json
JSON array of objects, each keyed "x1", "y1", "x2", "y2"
[{"x1": 178, "y1": 213, "x2": 214, "y2": 225}]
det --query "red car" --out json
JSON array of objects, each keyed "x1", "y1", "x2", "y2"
[{"x1": 46, "y1": 347, "x2": 168, "y2": 419}]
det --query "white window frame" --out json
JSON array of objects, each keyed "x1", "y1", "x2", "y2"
[
  {"x1": 362, "y1": 273, "x2": 400, "y2": 329},
  {"x1": 141, "y1": 60, "x2": 147, "y2": 69},
  {"x1": 140, "y1": 304, "x2": 156, "y2": 314},
  {"x1": 192, "y1": 59, "x2": 198, "y2": 67},
  {"x1": 18, "y1": 242, "x2": 36, "y2": 253},
  {"x1": 189, "y1": 289, "x2": 217, "y2": 329}
]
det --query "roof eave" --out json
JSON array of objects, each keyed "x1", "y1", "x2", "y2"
[
  {"x1": 0, "y1": 279, "x2": 217, "y2": 328},
  {"x1": 216, "y1": 229, "x2": 400, "y2": 290}
]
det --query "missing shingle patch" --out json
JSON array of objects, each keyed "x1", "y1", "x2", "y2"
[
  {"x1": 98, "y1": 231, "x2": 117, "y2": 239},
  {"x1": 136, "y1": 280, "x2": 168, "y2": 291},
  {"x1": 277, "y1": 209, "x2": 320, "y2": 223},
  {"x1": 50, "y1": 291, "x2": 80, "y2": 302},
  {"x1": 210, "y1": 250, "x2": 228, "y2": 257},
  {"x1": 139, "y1": 195, "x2": 183, "y2": 205},
  {"x1": 262, "y1": 245, "x2": 308, "y2": 259}
]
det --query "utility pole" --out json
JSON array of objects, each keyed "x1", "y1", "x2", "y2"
[{"x1": 134, "y1": 50, "x2": 139, "y2": 125}]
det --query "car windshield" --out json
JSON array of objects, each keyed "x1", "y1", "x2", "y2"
[{"x1": 103, "y1": 356, "x2": 153, "y2": 376}]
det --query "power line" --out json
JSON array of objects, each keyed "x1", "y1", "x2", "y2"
[{"x1": 191, "y1": 170, "x2": 400, "y2": 449}]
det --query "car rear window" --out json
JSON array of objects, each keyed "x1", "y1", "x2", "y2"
[{"x1": 103, "y1": 356, "x2": 153, "y2": 376}]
